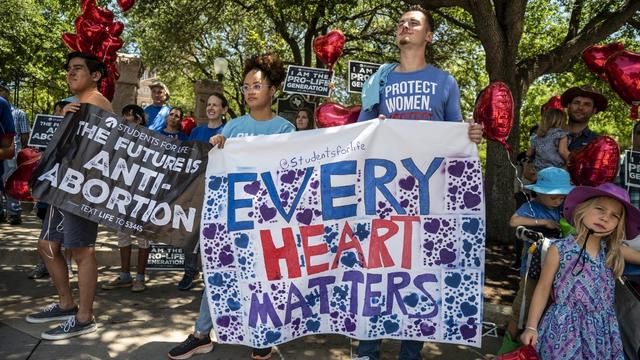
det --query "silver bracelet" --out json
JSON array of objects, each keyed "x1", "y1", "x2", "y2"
[{"x1": 525, "y1": 326, "x2": 538, "y2": 333}]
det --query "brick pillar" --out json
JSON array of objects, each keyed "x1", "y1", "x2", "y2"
[
  {"x1": 194, "y1": 79, "x2": 223, "y2": 124},
  {"x1": 112, "y1": 55, "x2": 143, "y2": 115}
]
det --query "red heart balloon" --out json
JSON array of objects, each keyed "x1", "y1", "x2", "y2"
[
  {"x1": 495, "y1": 345, "x2": 540, "y2": 360},
  {"x1": 109, "y1": 21, "x2": 125, "y2": 37},
  {"x1": 315, "y1": 102, "x2": 361, "y2": 128},
  {"x1": 81, "y1": 0, "x2": 94, "y2": 12},
  {"x1": 99, "y1": 75, "x2": 116, "y2": 101},
  {"x1": 5, "y1": 148, "x2": 42, "y2": 202},
  {"x1": 541, "y1": 95, "x2": 563, "y2": 114},
  {"x1": 313, "y1": 30, "x2": 345, "y2": 71},
  {"x1": 106, "y1": 62, "x2": 120, "y2": 79},
  {"x1": 473, "y1": 81, "x2": 514, "y2": 151},
  {"x1": 604, "y1": 50, "x2": 640, "y2": 119},
  {"x1": 181, "y1": 117, "x2": 197, "y2": 136},
  {"x1": 79, "y1": 20, "x2": 107, "y2": 44},
  {"x1": 117, "y1": 0, "x2": 135, "y2": 12},
  {"x1": 85, "y1": 5, "x2": 115, "y2": 26},
  {"x1": 101, "y1": 36, "x2": 124, "y2": 55},
  {"x1": 567, "y1": 136, "x2": 619, "y2": 186},
  {"x1": 62, "y1": 32, "x2": 80, "y2": 51},
  {"x1": 582, "y1": 43, "x2": 625, "y2": 81},
  {"x1": 76, "y1": 35, "x2": 94, "y2": 53}
]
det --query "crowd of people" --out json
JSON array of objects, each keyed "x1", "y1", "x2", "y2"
[{"x1": 0, "y1": 4, "x2": 639, "y2": 360}]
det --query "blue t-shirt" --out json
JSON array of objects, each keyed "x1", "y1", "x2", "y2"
[
  {"x1": 144, "y1": 104, "x2": 171, "y2": 132},
  {"x1": 514, "y1": 200, "x2": 561, "y2": 275},
  {"x1": 222, "y1": 114, "x2": 295, "y2": 139},
  {"x1": 189, "y1": 124, "x2": 224, "y2": 144},
  {"x1": 159, "y1": 129, "x2": 187, "y2": 141},
  {"x1": 358, "y1": 65, "x2": 462, "y2": 122}
]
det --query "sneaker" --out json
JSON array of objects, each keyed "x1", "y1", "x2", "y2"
[
  {"x1": 8, "y1": 215, "x2": 22, "y2": 225},
  {"x1": 41, "y1": 316, "x2": 97, "y2": 340},
  {"x1": 101, "y1": 275, "x2": 133, "y2": 290},
  {"x1": 168, "y1": 334, "x2": 213, "y2": 359},
  {"x1": 26, "y1": 303, "x2": 78, "y2": 324},
  {"x1": 131, "y1": 279, "x2": 146, "y2": 292},
  {"x1": 177, "y1": 272, "x2": 197, "y2": 291},
  {"x1": 28, "y1": 263, "x2": 49, "y2": 279}
]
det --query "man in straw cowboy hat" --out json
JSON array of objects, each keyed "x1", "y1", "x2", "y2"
[{"x1": 560, "y1": 84, "x2": 608, "y2": 152}]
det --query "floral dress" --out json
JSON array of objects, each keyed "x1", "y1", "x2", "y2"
[{"x1": 537, "y1": 236, "x2": 624, "y2": 359}]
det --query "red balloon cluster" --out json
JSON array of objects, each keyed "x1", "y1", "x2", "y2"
[
  {"x1": 5, "y1": 148, "x2": 43, "y2": 202},
  {"x1": 567, "y1": 136, "x2": 620, "y2": 186},
  {"x1": 62, "y1": 0, "x2": 135, "y2": 101},
  {"x1": 315, "y1": 103, "x2": 361, "y2": 128},
  {"x1": 313, "y1": 30, "x2": 346, "y2": 72},
  {"x1": 473, "y1": 82, "x2": 514, "y2": 152},
  {"x1": 582, "y1": 43, "x2": 625, "y2": 82},
  {"x1": 583, "y1": 43, "x2": 640, "y2": 119}
]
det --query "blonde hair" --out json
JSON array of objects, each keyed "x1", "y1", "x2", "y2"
[
  {"x1": 573, "y1": 197, "x2": 625, "y2": 277},
  {"x1": 537, "y1": 109, "x2": 567, "y2": 137}
]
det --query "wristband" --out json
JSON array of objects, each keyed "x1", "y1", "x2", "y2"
[{"x1": 525, "y1": 326, "x2": 537, "y2": 333}]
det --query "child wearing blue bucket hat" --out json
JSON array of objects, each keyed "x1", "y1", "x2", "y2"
[{"x1": 498, "y1": 167, "x2": 574, "y2": 354}]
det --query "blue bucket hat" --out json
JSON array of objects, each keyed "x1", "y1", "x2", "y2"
[{"x1": 525, "y1": 167, "x2": 574, "y2": 195}]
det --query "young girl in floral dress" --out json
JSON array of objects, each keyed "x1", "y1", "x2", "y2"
[{"x1": 521, "y1": 183, "x2": 640, "y2": 359}]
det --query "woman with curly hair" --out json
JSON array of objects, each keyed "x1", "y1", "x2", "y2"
[{"x1": 168, "y1": 53, "x2": 294, "y2": 360}]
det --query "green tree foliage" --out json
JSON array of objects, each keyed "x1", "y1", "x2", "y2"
[
  {"x1": 0, "y1": 0, "x2": 81, "y2": 119},
  {"x1": 124, "y1": 0, "x2": 404, "y2": 113}
]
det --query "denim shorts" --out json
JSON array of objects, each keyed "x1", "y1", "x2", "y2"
[{"x1": 39, "y1": 206, "x2": 98, "y2": 248}]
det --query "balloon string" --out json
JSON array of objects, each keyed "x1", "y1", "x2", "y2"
[{"x1": 506, "y1": 148, "x2": 535, "y2": 217}]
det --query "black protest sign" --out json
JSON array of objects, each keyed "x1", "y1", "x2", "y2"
[
  {"x1": 28, "y1": 114, "x2": 63, "y2": 149},
  {"x1": 283, "y1": 65, "x2": 332, "y2": 97},
  {"x1": 348, "y1": 61, "x2": 381, "y2": 93},
  {"x1": 625, "y1": 150, "x2": 640, "y2": 188},
  {"x1": 31, "y1": 104, "x2": 209, "y2": 251},
  {"x1": 147, "y1": 243, "x2": 185, "y2": 270},
  {"x1": 276, "y1": 94, "x2": 316, "y2": 123}
]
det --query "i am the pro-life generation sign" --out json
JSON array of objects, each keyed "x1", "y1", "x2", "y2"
[
  {"x1": 625, "y1": 150, "x2": 640, "y2": 188},
  {"x1": 283, "y1": 65, "x2": 333, "y2": 97},
  {"x1": 348, "y1": 61, "x2": 381, "y2": 93},
  {"x1": 201, "y1": 120, "x2": 486, "y2": 348}
]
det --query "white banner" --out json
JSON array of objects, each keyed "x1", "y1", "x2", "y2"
[{"x1": 201, "y1": 119, "x2": 486, "y2": 348}]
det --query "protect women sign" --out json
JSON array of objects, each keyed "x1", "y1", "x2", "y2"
[{"x1": 202, "y1": 120, "x2": 486, "y2": 347}]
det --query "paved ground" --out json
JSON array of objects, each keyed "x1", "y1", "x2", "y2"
[{"x1": 0, "y1": 211, "x2": 507, "y2": 360}]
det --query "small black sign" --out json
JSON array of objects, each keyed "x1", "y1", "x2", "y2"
[
  {"x1": 625, "y1": 150, "x2": 640, "y2": 188},
  {"x1": 348, "y1": 61, "x2": 381, "y2": 93},
  {"x1": 147, "y1": 243, "x2": 185, "y2": 270},
  {"x1": 28, "y1": 114, "x2": 63, "y2": 149},
  {"x1": 283, "y1": 65, "x2": 332, "y2": 97},
  {"x1": 276, "y1": 95, "x2": 316, "y2": 124}
]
